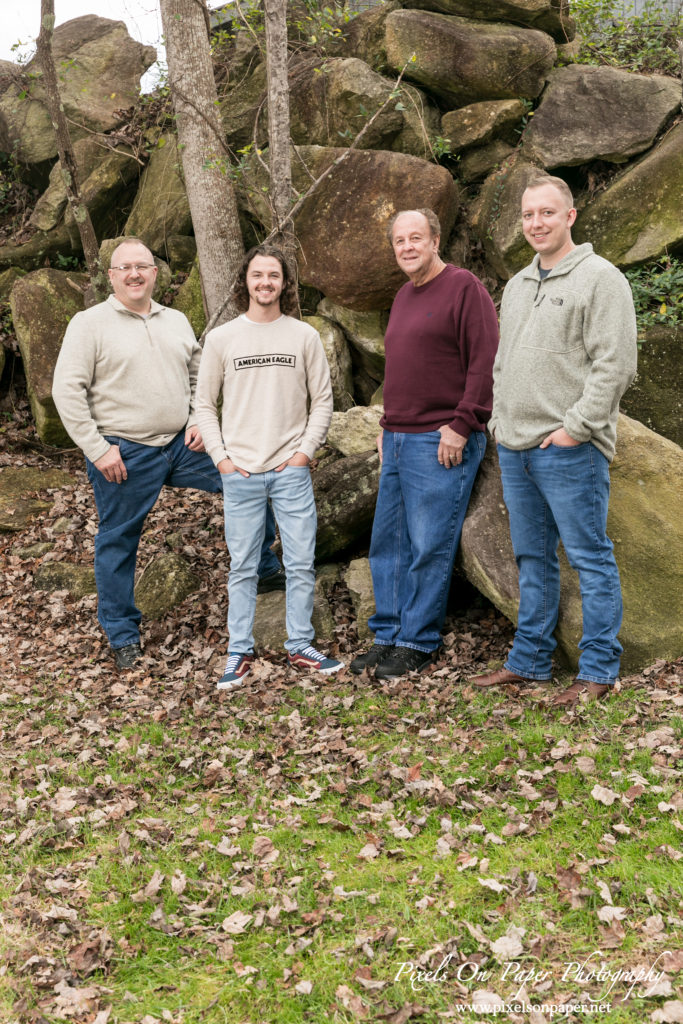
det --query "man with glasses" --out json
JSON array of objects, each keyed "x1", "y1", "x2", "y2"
[{"x1": 53, "y1": 238, "x2": 281, "y2": 670}]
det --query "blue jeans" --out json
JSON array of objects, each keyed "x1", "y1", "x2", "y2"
[
  {"x1": 86, "y1": 431, "x2": 279, "y2": 649},
  {"x1": 497, "y1": 442, "x2": 623, "y2": 685},
  {"x1": 368, "y1": 430, "x2": 486, "y2": 652},
  {"x1": 222, "y1": 465, "x2": 317, "y2": 654}
]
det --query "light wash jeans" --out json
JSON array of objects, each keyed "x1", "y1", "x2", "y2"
[
  {"x1": 368, "y1": 429, "x2": 486, "y2": 652},
  {"x1": 86, "y1": 431, "x2": 279, "y2": 649},
  {"x1": 497, "y1": 442, "x2": 623, "y2": 685},
  {"x1": 222, "y1": 465, "x2": 317, "y2": 654}
]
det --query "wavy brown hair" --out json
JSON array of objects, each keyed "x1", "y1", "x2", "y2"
[{"x1": 231, "y1": 244, "x2": 299, "y2": 317}]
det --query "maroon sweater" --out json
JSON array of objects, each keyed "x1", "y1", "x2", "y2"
[{"x1": 380, "y1": 264, "x2": 498, "y2": 438}]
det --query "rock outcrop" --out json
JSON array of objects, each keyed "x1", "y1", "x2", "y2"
[{"x1": 0, "y1": 16, "x2": 155, "y2": 164}]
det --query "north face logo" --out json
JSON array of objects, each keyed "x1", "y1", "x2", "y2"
[{"x1": 550, "y1": 297, "x2": 564, "y2": 306}]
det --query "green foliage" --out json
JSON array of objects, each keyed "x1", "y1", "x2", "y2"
[
  {"x1": 626, "y1": 257, "x2": 683, "y2": 336},
  {"x1": 51, "y1": 253, "x2": 83, "y2": 271},
  {"x1": 291, "y1": 0, "x2": 357, "y2": 50},
  {"x1": 571, "y1": 0, "x2": 683, "y2": 75}
]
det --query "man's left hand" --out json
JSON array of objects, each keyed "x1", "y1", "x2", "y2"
[
  {"x1": 185, "y1": 425, "x2": 205, "y2": 452},
  {"x1": 275, "y1": 451, "x2": 311, "y2": 472},
  {"x1": 539, "y1": 427, "x2": 581, "y2": 449},
  {"x1": 438, "y1": 425, "x2": 467, "y2": 468}
]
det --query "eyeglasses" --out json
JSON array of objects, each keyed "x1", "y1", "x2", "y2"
[{"x1": 110, "y1": 263, "x2": 156, "y2": 273}]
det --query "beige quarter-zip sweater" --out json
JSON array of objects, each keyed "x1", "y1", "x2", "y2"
[
  {"x1": 52, "y1": 295, "x2": 201, "y2": 463},
  {"x1": 196, "y1": 314, "x2": 333, "y2": 474}
]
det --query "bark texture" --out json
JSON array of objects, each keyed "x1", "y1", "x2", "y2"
[{"x1": 160, "y1": 0, "x2": 244, "y2": 325}]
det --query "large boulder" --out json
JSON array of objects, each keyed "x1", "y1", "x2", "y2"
[
  {"x1": 30, "y1": 138, "x2": 139, "y2": 240},
  {"x1": 172, "y1": 262, "x2": 206, "y2": 338},
  {"x1": 459, "y1": 140, "x2": 515, "y2": 183},
  {"x1": 469, "y1": 155, "x2": 542, "y2": 279},
  {"x1": 522, "y1": 66, "x2": 681, "y2": 168},
  {"x1": 313, "y1": 451, "x2": 381, "y2": 559},
  {"x1": 620, "y1": 326, "x2": 682, "y2": 446},
  {"x1": 317, "y1": 299, "x2": 388, "y2": 380},
  {"x1": 9, "y1": 269, "x2": 87, "y2": 446},
  {"x1": 34, "y1": 562, "x2": 96, "y2": 599},
  {"x1": 460, "y1": 415, "x2": 683, "y2": 673},
  {"x1": 574, "y1": 123, "x2": 683, "y2": 268},
  {"x1": 250, "y1": 146, "x2": 458, "y2": 310},
  {"x1": 0, "y1": 224, "x2": 79, "y2": 273},
  {"x1": 289, "y1": 57, "x2": 440, "y2": 159},
  {"x1": 124, "y1": 133, "x2": 193, "y2": 259},
  {"x1": 337, "y1": 0, "x2": 404, "y2": 71},
  {"x1": 408, "y1": 0, "x2": 575, "y2": 41},
  {"x1": 441, "y1": 99, "x2": 526, "y2": 153},
  {"x1": 385, "y1": 11, "x2": 556, "y2": 108},
  {"x1": 0, "y1": 467, "x2": 76, "y2": 533},
  {"x1": 344, "y1": 557, "x2": 375, "y2": 642},
  {"x1": 252, "y1": 568, "x2": 339, "y2": 649},
  {"x1": 0, "y1": 17, "x2": 156, "y2": 164},
  {"x1": 219, "y1": 62, "x2": 268, "y2": 149},
  {"x1": 327, "y1": 406, "x2": 384, "y2": 456},
  {"x1": 305, "y1": 315, "x2": 354, "y2": 412},
  {"x1": 134, "y1": 552, "x2": 201, "y2": 620}
]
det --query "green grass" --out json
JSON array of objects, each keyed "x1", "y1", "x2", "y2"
[{"x1": 1, "y1": 664, "x2": 681, "y2": 1023}]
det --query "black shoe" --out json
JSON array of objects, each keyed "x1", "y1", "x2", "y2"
[
  {"x1": 374, "y1": 645, "x2": 439, "y2": 680},
  {"x1": 114, "y1": 642, "x2": 142, "y2": 670},
  {"x1": 257, "y1": 568, "x2": 286, "y2": 594},
  {"x1": 350, "y1": 644, "x2": 394, "y2": 675}
]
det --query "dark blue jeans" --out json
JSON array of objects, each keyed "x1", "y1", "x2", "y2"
[
  {"x1": 497, "y1": 442, "x2": 623, "y2": 685},
  {"x1": 86, "y1": 431, "x2": 279, "y2": 649},
  {"x1": 368, "y1": 429, "x2": 486, "y2": 652}
]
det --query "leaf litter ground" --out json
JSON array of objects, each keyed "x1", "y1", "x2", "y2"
[{"x1": 0, "y1": 406, "x2": 681, "y2": 1024}]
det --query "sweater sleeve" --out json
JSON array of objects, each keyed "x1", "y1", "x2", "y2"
[
  {"x1": 195, "y1": 330, "x2": 229, "y2": 467},
  {"x1": 52, "y1": 312, "x2": 111, "y2": 464},
  {"x1": 296, "y1": 329, "x2": 334, "y2": 460},
  {"x1": 563, "y1": 268, "x2": 638, "y2": 443},
  {"x1": 449, "y1": 278, "x2": 499, "y2": 439}
]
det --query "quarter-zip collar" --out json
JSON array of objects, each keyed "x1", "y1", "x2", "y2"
[
  {"x1": 107, "y1": 294, "x2": 164, "y2": 318},
  {"x1": 521, "y1": 242, "x2": 595, "y2": 282}
]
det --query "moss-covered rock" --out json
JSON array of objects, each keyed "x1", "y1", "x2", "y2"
[
  {"x1": 522, "y1": 66, "x2": 681, "y2": 168},
  {"x1": 317, "y1": 299, "x2": 388, "y2": 379},
  {"x1": 441, "y1": 99, "x2": 526, "y2": 153},
  {"x1": 574, "y1": 123, "x2": 683, "y2": 268},
  {"x1": 134, "y1": 552, "x2": 201, "y2": 620},
  {"x1": 459, "y1": 140, "x2": 515, "y2": 183},
  {"x1": 0, "y1": 466, "x2": 77, "y2": 533},
  {"x1": 0, "y1": 16, "x2": 156, "y2": 164},
  {"x1": 408, "y1": 0, "x2": 575, "y2": 41},
  {"x1": 460, "y1": 415, "x2": 683, "y2": 674},
  {"x1": 0, "y1": 224, "x2": 80, "y2": 273},
  {"x1": 305, "y1": 315, "x2": 354, "y2": 412},
  {"x1": 620, "y1": 326, "x2": 682, "y2": 446},
  {"x1": 469, "y1": 155, "x2": 542, "y2": 279},
  {"x1": 10, "y1": 269, "x2": 87, "y2": 446},
  {"x1": 219, "y1": 62, "x2": 268, "y2": 149},
  {"x1": 327, "y1": 406, "x2": 383, "y2": 457},
  {"x1": 124, "y1": 134, "x2": 193, "y2": 259},
  {"x1": 172, "y1": 261, "x2": 206, "y2": 338},
  {"x1": 314, "y1": 451, "x2": 381, "y2": 560},
  {"x1": 33, "y1": 561, "x2": 96, "y2": 598},
  {"x1": 344, "y1": 557, "x2": 375, "y2": 642},
  {"x1": 0, "y1": 267, "x2": 26, "y2": 301},
  {"x1": 252, "y1": 568, "x2": 339, "y2": 649},
  {"x1": 385, "y1": 11, "x2": 556, "y2": 108}
]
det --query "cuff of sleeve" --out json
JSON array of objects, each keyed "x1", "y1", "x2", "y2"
[
  {"x1": 296, "y1": 440, "x2": 318, "y2": 461},
  {"x1": 207, "y1": 445, "x2": 228, "y2": 467},
  {"x1": 84, "y1": 438, "x2": 111, "y2": 464},
  {"x1": 449, "y1": 418, "x2": 473, "y2": 440},
  {"x1": 563, "y1": 412, "x2": 592, "y2": 443}
]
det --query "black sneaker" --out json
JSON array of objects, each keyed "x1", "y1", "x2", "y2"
[
  {"x1": 374, "y1": 645, "x2": 439, "y2": 680},
  {"x1": 114, "y1": 642, "x2": 142, "y2": 670},
  {"x1": 257, "y1": 568, "x2": 286, "y2": 594},
  {"x1": 349, "y1": 644, "x2": 394, "y2": 675}
]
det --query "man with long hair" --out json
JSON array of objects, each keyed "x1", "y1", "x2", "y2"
[{"x1": 196, "y1": 244, "x2": 343, "y2": 689}]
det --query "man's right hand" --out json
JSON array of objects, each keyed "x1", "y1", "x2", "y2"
[
  {"x1": 217, "y1": 457, "x2": 250, "y2": 478},
  {"x1": 94, "y1": 445, "x2": 127, "y2": 483}
]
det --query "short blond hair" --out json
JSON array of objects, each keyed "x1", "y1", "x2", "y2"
[{"x1": 524, "y1": 175, "x2": 574, "y2": 209}]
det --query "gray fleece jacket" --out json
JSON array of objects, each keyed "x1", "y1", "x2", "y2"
[{"x1": 489, "y1": 243, "x2": 637, "y2": 461}]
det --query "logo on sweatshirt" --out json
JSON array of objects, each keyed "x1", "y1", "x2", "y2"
[
  {"x1": 550, "y1": 297, "x2": 564, "y2": 306},
  {"x1": 234, "y1": 353, "x2": 296, "y2": 370}
]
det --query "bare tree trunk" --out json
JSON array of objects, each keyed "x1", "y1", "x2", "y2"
[
  {"x1": 160, "y1": 0, "x2": 244, "y2": 326},
  {"x1": 36, "y1": 0, "x2": 107, "y2": 306},
  {"x1": 264, "y1": 0, "x2": 293, "y2": 247}
]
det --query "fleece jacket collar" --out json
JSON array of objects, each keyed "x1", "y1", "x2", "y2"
[{"x1": 521, "y1": 242, "x2": 595, "y2": 281}]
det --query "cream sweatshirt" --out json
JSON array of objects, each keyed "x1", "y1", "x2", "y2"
[
  {"x1": 196, "y1": 314, "x2": 333, "y2": 473},
  {"x1": 52, "y1": 295, "x2": 201, "y2": 463}
]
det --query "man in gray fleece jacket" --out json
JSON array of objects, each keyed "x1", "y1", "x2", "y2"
[{"x1": 471, "y1": 175, "x2": 637, "y2": 705}]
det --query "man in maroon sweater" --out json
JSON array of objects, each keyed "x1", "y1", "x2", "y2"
[{"x1": 350, "y1": 209, "x2": 498, "y2": 679}]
